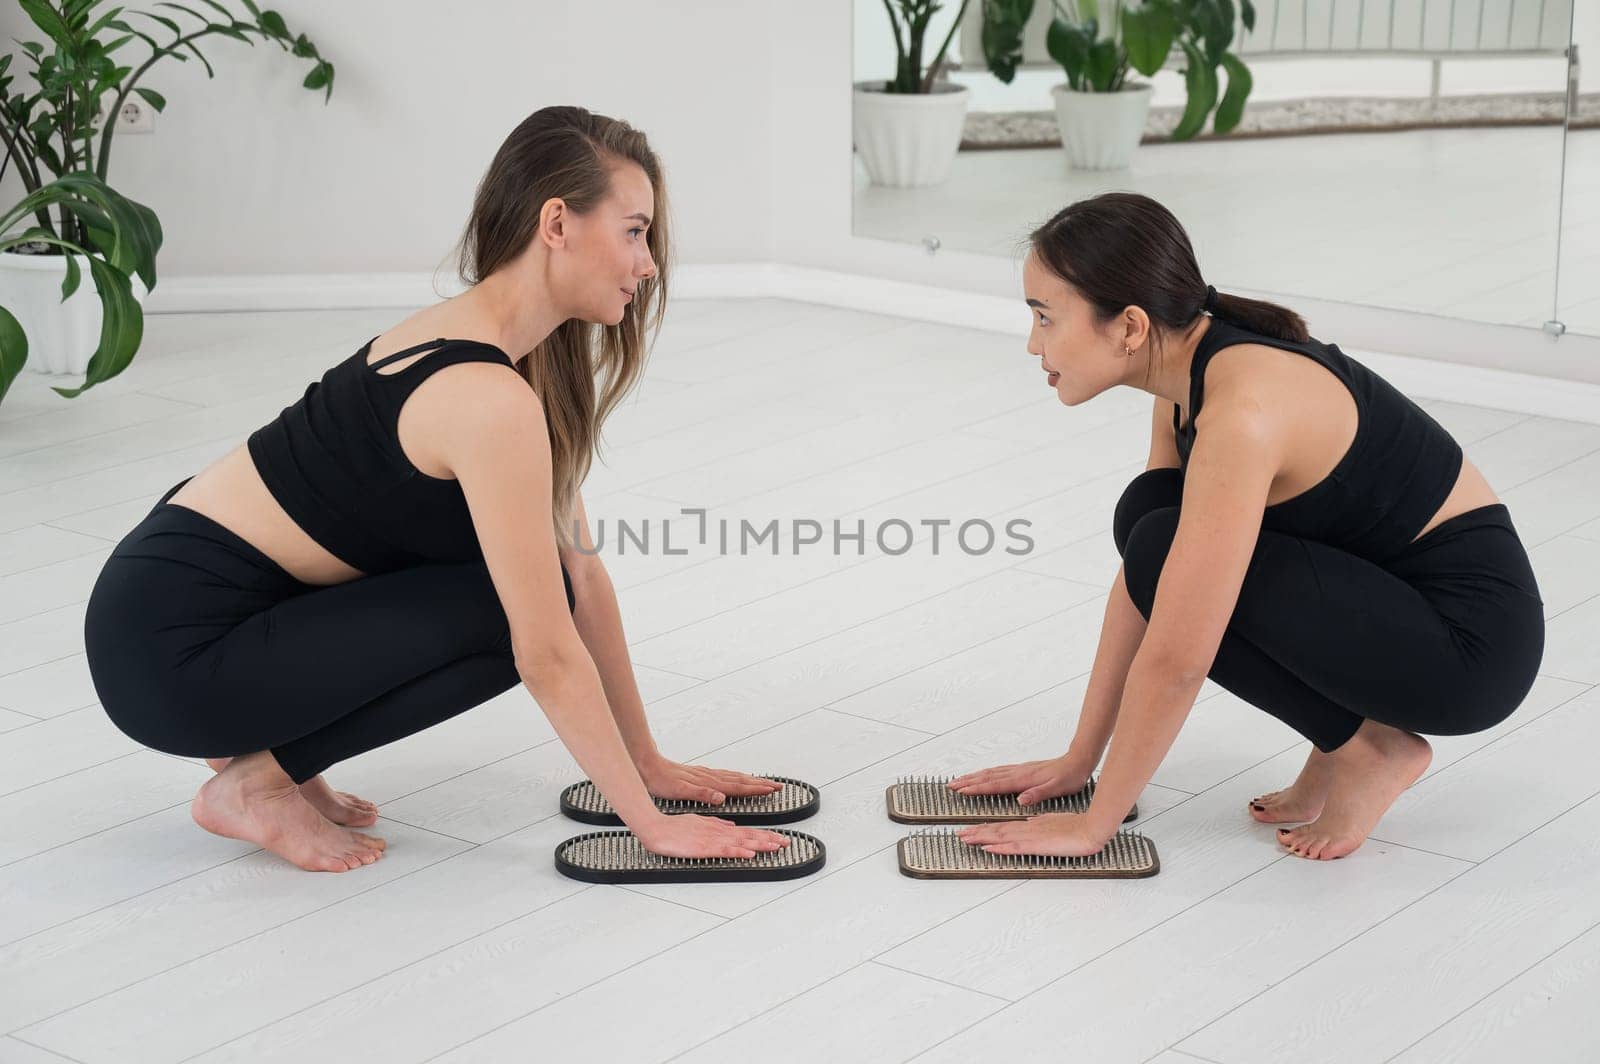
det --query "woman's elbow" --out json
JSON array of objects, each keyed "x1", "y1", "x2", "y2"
[
  {"x1": 1134, "y1": 647, "x2": 1212, "y2": 688},
  {"x1": 563, "y1": 553, "x2": 606, "y2": 600},
  {"x1": 514, "y1": 636, "x2": 590, "y2": 696}
]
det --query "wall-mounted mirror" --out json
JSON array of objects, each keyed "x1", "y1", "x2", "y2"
[
  {"x1": 854, "y1": 0, "x2": 1581, "y2": 333},
  {"x1": 1556, "y1": 1, "x2": 1596, "y2": 335}
]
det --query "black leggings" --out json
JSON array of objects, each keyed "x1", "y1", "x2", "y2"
[
  {"x1": 1114, "y1": 468, "x2": 1545, "y2": 752},
  {"x1": 84, "y1": 479, "x2": 572, "y2": 784}
]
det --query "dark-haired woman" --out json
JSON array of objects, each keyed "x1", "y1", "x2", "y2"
[
  {"x1": 83, "y1": 107, "x2": 790, "y2": 872},
  {"x1": 951, "y1": 192, "x2": 1544, "y2": 861}
]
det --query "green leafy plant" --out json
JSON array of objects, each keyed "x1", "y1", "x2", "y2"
[
  {"x1": 877, "y1": 0, "x2": 972, "y2": 93},
  {"x1": 0, "y1": 0, "x2": 332, "y2": 405},
  {"x1": 981, "y1": 0, "x2": 1255, "y2": 141},
  {"x1": 980, "y1": 0, "x2": 1035, "y2": 83}
]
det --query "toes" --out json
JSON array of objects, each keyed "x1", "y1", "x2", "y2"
[
  {"x1": 1323, "y1": 837, "x2": 1359, "y2": 860},
  {"x1": 1277, "y1": 828, "x2": 1332, "y2": 860},
  {"x1": 342, "y1": 847, "x2": 374, "y2": 868},
  {"x1": 1277, "y1": 823, "x2": 1360, "y2": 861}
]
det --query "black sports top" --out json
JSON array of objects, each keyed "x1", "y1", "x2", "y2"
[
  {"x1": 1174, "y1": 317, "x2": 1463, "y2": 563},
  {"x1": 247, "y1": 336, "x2": 575, "y2": 611}
]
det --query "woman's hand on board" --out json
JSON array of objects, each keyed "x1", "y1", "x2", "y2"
[
  {"x1": 955, "y1": 812, "x2": 1111, "y2": 857},
  {"x1": 946, "y1": 751, "x2": 1095, "y2": 806},
  {"x1": 637, "y1": 754, "x2": 785, "y2": 806},
  {"x1": 632, "y1": 812, "x2": 792, "y2": 860}
]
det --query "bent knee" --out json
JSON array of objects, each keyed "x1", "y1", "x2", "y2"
[
  {"x1": 476, "y1": 581, "x2": 517, "y2": 661},
  {"x1": 1122, "y1": 506, "x2": 1181, "y2": 618},
  {"x1": 1113, "y1": 468, "x2": 1183, "y2": 557}
]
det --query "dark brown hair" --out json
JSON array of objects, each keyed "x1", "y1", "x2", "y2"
[
  {"x1": 1027, "y1": 192, "x2": 1308, "y2": 372},
  {"x1": 457, "y1": 105, "x2": 670, "y2": 548}
]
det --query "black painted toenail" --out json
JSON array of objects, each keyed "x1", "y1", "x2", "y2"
[
  {"x1": 1277, "y1": 828, "x2": 1288, "y2": 834},
  {"x1": 1251, "y1": 803, "x2": 1264, "y2": 811}
]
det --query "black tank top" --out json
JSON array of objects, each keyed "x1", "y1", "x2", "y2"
[
  {"x1": 247, "y1": 336, "x2": 575, "y2": 610},
  {"x1": 1174, "y1": 318, "x2": 1463, "y2": 563}
]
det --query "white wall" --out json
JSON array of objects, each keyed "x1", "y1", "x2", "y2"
[
  {"x1": 3, "y1": 0, "x2": 1596, "y2": 371},
  {"x1": 0, "y1": 1, "x2": 779, "y2": 277}
]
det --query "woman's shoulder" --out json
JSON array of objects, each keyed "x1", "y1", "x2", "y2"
[
  {"x1": 1202, "y1": 337, "x2": 1302, "y2": 389},
  {"x1": 1195, "y1": 340, "x2": 1321, "y2": 428},
  {"x1": 363, "y1": 299, "x2": 514, "y2": 365}
]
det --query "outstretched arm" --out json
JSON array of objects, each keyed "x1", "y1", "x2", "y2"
[
  {"x1": 440, "y1": 369, "x2": 786, "y2": 861},
  {"x1": 560, "y1": 491, "x2": 660, "y2": 766},
  {"x1": 1068, "y1": 396, "x2": 1188, "y2": 766},
  {"x1": 960, "y1": 402, "x2": 1278, "y2": 856},
  {"x1": 562, "y1": 492, "x2": 781, "y2": 805},
  {"x1": 1083, "y1": 406, "x2": 1277, "y2": 838},
  {"x1": 950, "y1": 398, "x2": 1186, "y2": 807}
]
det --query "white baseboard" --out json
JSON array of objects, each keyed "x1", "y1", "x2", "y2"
[
  {"x1": 140, "y1": 262, "x2": 1027, "y2": 331},
  {"x1": 142, "y1": 271, "x2": 467, "y2": 312},
  {"x1": 145, "y1": 263, "x2": 1600, "y2": 426}
]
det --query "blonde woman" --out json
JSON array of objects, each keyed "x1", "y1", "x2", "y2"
[{"x1": 84, "y1": 106, "x2": 790, "y2": 872}]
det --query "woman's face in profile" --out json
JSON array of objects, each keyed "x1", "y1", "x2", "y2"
[
  {"x1": 1023, "y1": 251, "x2": 1122, "y2": 406},
  {"x1": 559, "y1": 161, "x2": 658, "y2": 327}
]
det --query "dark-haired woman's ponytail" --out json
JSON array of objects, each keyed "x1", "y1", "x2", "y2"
[{"x1": 1204, "y1": 284, "x2": 1310, "y2": 343}]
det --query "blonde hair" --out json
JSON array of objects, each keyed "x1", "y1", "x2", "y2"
[{"x1": 457, "y1": 106, "x2": 670, "y2": 548}]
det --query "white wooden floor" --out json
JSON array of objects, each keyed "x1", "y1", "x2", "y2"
[{"x1": 2, "y1": 299, "x2": 1599, "y2": 1064}]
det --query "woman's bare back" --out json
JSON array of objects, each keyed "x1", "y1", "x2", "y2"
[
  {"x1": 1203, "y1": 342, "x2": 1499, "y2": 545},
  {"x1": 166, "y1": 443, "x2": 363, "y2": 586}
]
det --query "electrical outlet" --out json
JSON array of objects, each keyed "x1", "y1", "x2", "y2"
[
  {"x1": 115, "y1": 98, "x2": 154, "y2": 134},
  {"x1": 95, "y1": 95, "x2": 154, "y2": 134}
]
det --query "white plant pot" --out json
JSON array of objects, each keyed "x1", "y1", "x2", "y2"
[
  {"x1": 853, "y1": 80, "x2": 969, "y2": 188},
  {"x1": 0, "y1": 247, "x2": 149, "y2": 376},
  {"x1": 1051, "y1": 82, "x2": 1154, "y2": 171}
]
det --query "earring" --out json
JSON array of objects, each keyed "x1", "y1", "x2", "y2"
[{"x1": 1124, "y1": 345, "x2": 1133, "y2": 356}]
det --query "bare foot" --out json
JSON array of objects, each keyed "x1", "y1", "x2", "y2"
[
  {"x1": 1277, "y1": 721, "x2": 1432, "y2": 861},
  {"x1": 1248, "y1": 746, "x2": 1336, "y2": 824},
  {"x1": 192, "y1": 751, "x2": 388, "y2": 872},
  {"x1": 298, "y1": 774, "x2": 379, "y2": 827},
  {"x1": 207, "y1": 757, "x2": 378, "y2": 827}
]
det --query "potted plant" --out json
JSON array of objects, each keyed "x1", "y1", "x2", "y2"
[
  {"x1": 854, "y1": 0, "x2": 972, "y2": 188},
  {"x1": 986, "y1": 0, "x2": 1256, "y2": 170},
  {"x1": 0, "y1": 0, "x2": 332, "y2": 407}
]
